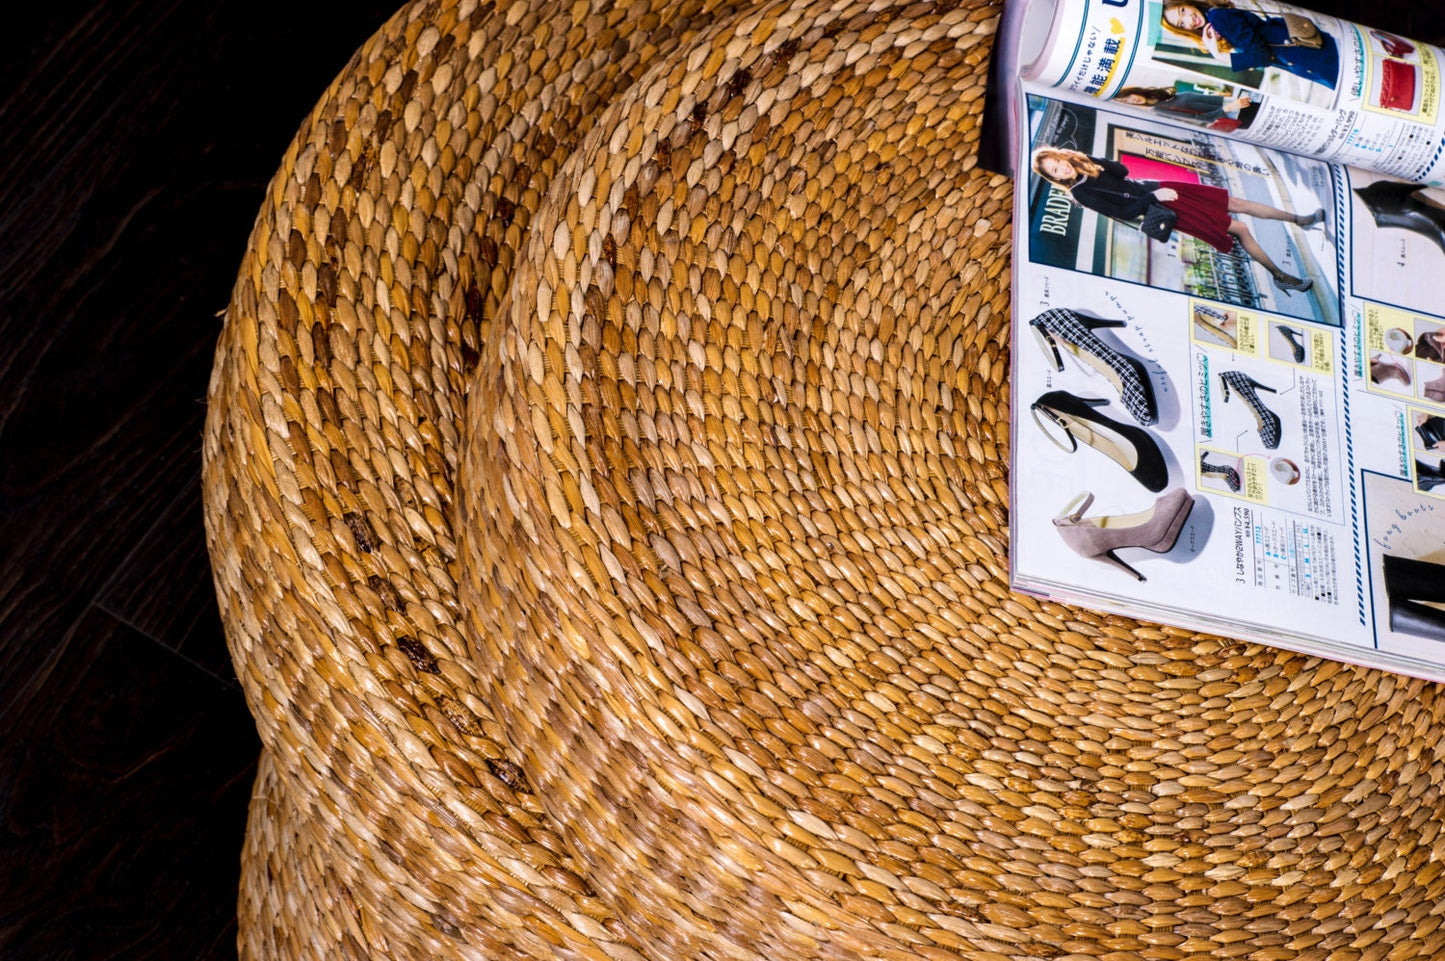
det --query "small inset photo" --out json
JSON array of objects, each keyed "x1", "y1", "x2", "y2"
[
  {"x1": 1198, "y1": 447, "x2": 1243, "y2": 495},
  {"x1": 1269, "y1": 456, "x2": 1301, "y2": 486},
  {"x1": 1369, "y1": 30, "x2": 1418, "y2": 62},
  {"x1": 1193, "y1": 302, "x2": 1247, "y2": 351},
  {"x1": 1110, "y1": 82, "x2": 1263, "y2": 132},
  {"x1": 1416, "y1": 454, "x2": 1445, "y2": 496},
  {"x1": 1416, "y1": 320, "x2": 1445, "y2": 364},
  {"x1": 1418, "y1": 360, "x2": 1445, "y2": 405},
  {"x1": 1370, "y1": 351, "x2": 1414, "y2": 394},
  {"x1": 1384, "y1": 326, "x2": 1414, "y2": 355},
  {"x1": 1416, "y1": 410, "x2": 1445, "y2": 454},
  {"x1": 1267, "y1": 321, "x2": 1310, "y2": 365},
  {"x1": 1371, "y1": 58, "x2": 1422, "y2": 115}
]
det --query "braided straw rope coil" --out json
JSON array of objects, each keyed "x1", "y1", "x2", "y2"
[{"x1": 204, "y1": 0, "x2": 1445, "y2": 959}]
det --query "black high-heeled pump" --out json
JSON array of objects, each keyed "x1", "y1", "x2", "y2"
[
  {"x1": 1029, "y1": 309, "x2": 1158, "y2": 425},
  {"x1": 1030, "y1": 391, "x2": 1168, "y2": 492},
  {"x1": 1356, "y1": 180, "x2": 1445, "y2": 256},
  {"x1": 1277, "y1": 325, "x2": 1306, "y2": 364},
  {"x1": 1219, "y1": 371, "x2": 1283, "y2": 450}
]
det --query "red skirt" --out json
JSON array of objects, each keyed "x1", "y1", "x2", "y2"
[{"x1": 1159, "y1": 181, "x2": 1234, "y2": 253}]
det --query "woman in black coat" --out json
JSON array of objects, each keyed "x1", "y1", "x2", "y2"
[{"x1": 1031, "y1": 146, "x2": 1320, "y2": 293}]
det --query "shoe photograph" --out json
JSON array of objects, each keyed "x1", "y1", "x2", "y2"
[
  {"x1": 1417, "y1": 457, "x2": 1445, "y2": 493},
  {"x1": 1030, "y1": 390, "x2": 1169, "y2": 492},
  {"x1": 1218, "y1": 370, "x2": 1284, "y2": 450},
  {"x1": 1415, "y1": 412, "x2": 1445, "y2": 452},
  {"x1": 1370, "y1": 351, "x2": 1413, "y2": 390},
  {"x1": 1363, "y1": 473, "x2": 1445, "y2": 652},
  {"x1": 1052, "y1": 489, "x2": 1197, "y2": 581},
  {"x1": 1193, "y1": 303, "x2": 1240, "y2": 350},
  {"x1": 1270, "y1": 323, "x2": 1309, "y2": 365},
  {"x1": 1383, "y1": 554, "x2": 1445, "y2": 639},
  {"x1": 1199, "y1": 449, "x2": 1243, "y2": 493},
  {"x1": 1423, "y1": 365, "x2": 1445, "y2": 403},
  {"x1": 1028, "y1": 309, "x2": 1159, "y2": 425},
  {"x1": 1351, "y1": 172, "x2": 1445, "y2": 315}
]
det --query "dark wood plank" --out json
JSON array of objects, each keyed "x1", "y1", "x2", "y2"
[
  {"x1": 0, "y1": 2, "x2": 396, "y2": 958},
  {"x1": 0, "y1": 0, "x2": 398, "y2": 721},
  {"x1": 98, "y1": 473, "x2": 238, "y2": 686},
  {"x1": 0, "y1": 607, "x2": 258, "y2": 959}
]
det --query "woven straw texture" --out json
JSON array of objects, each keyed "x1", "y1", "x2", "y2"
[{"x1": 205, "y1": 0, "x2": 1445, "y2": 957}]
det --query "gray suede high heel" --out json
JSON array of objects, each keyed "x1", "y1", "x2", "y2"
[{"x1": 1053, "y1": 488, "x2": 1196, "y2": 581}]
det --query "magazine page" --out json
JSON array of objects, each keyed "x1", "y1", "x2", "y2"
[
  {"x1": 1008, "y1": 83, "x2": 1445, "y2": 680},
  {"x1": 1015, "y1": 0, "x2": 1445, "y2": 185}
]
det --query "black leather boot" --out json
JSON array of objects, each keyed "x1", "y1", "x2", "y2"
[
  {"x1": 1356, "y1": 180, "x2": 1445, "y2": 256},
  {"x1": 1384, "y1": 554, "x2": 1445, "y2": 640},
  {"x1": 1384, "y1": 554, "x2": 1445, "y2": 604},
  {"x1": 1416, "y1": 415, "x2": 1445, "y2": 451},
  {"x1": 1390, "y1": 598, "x2": 1445, "y2": 641},
  {"x1": 1417, "y1": 459, "x2": 1445, "y2": 492}
]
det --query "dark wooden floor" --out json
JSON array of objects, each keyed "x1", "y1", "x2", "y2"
[
  {"x1": 0, "y1": 2, "x2": 394, "y2": 957},
  {"x1": 1, "y1": 1, "x2": 1443, "y2": 959}
]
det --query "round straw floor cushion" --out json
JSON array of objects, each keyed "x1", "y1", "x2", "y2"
[
  {"x1": 206, "y1": 0, "x2": 1445, "y2": 956},
  {"x1": 453, "y1": 1, "x2": 1445, "y2": 957},
  {"x1": 206, "y1": 0, "x2": 740, "y2": 956}
]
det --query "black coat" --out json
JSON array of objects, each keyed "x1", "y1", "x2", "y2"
[{"x1": 1068, "y1": 157, "x2": 1158, "y2": 222}]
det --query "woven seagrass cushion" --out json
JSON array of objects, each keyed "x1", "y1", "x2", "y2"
[
  {"x1": 207, "y1": 0, "x2": 742, "y2": 956},
  {"x1": 206, "y1": 0, "x2": 1445, "y2": 957},
  {"x1": 454, "y1": 1, "x2": 1445, "y2": 957}
]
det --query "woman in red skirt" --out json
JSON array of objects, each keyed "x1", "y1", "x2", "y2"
[{"x1": 1032, "y1": 146, "x2": 1323, "y2": 293}]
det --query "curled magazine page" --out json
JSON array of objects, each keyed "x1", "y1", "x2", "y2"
[
  {"x1": 1021, "y1": 0, "x2": 1445, "y2": 185},
  {"x1": 1008, "y1": 80, "x2": 1445, "y2": 681}
]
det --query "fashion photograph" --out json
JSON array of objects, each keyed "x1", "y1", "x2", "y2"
[
  {"x1": 1027, "y1": 96, "x2": 1339, "y2": 325},
  {"x1": 1150, "y1": 0, "x2": 1342, "y2": 110},
  {"x1": 1350, "y1": 170, "x2": 1445, "y2": 315},
  {"x1": 1365, "y1": 472, "x2": 1445, "y2": 656},
  {"x1": 1110, "y1": 81, "x2": 1264, "y2": 131}
]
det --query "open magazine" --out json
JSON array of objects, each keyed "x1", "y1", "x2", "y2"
[{"x1": 1000, "y1": 0, "x2": 1445, "y2": 680}]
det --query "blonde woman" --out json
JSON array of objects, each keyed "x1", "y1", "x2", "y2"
[
  {"x1": 1032, "y1": 146, "x2": 1321, "y2": 293},
  {"x1": 1160, "y1": 0, "x2": 1339, "y2": 90}
]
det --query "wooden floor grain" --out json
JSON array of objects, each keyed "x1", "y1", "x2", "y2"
[
  {"x1": 0, "y1": 2, "x2": 398, "y2": 957},
  {"x1": 0, "y1": 0, "x2": 1441, "y2": 959}
]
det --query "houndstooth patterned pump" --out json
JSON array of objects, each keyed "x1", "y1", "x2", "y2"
[
  {"x1": 1029, "y1": 308, "x2": 1158, "y2": 425},
  {"x1": 1219, "y1": 370, "x2": 1282, "y2": 449}
]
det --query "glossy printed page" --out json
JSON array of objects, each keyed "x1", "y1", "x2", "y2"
[
  {"x1": 1014, "y1": 0, "x2": 1445, "y2": 185},
  {"x1": 1010, "y1": 90, "x2": 1445, "y2": 681}
]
